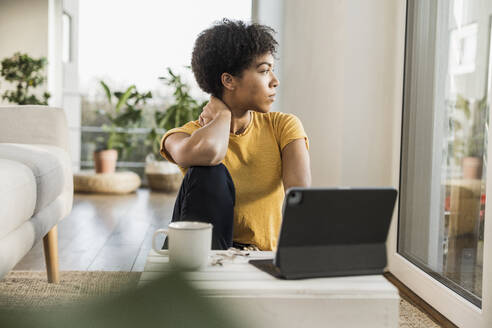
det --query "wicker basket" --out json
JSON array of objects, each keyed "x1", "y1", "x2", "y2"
[
  {"x1": 74, "y1": 171, "x2": 141, "y2": 194},
  {"x1": 146, "y1": 172, "x2": 182, "y2": 192}
]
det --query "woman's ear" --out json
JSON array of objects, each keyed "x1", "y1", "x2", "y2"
[{"x1": 221, "y1": 73, "x2": 236, "y2": 91}]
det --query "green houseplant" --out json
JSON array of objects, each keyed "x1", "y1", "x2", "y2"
[
  {"x1": 145, "y1": 67, "x2": 207, "y2": 191},
  {"x1": 0, "y1": 52, "x2": 50, "y2": 105},
  {"x1": 147, "y1": 67, "x2": 207, "y2": 154},
  {"x1": 449, "y1": 94, "x2": 488, "y2": 178},
  {"x1": 95, "y1": 81, "x2": 152, "y2": 173}
]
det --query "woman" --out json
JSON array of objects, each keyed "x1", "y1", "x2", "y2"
[{"x1": 160, "y1": 19, "x2": 311, "y2": 251}]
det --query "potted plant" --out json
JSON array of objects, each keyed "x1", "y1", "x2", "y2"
[
  {"x1": 449, "y1": 94, "x2": 488, "y2": 179},
  {"x1": 95, "y1": 81, "x2": 152, "y2": 173},
  {"x1": 145, "y1": 68, "x2": 207, "y2": 191},
  {"x1": 0, "y1": 52, "x2": 50, "y2": 105}
]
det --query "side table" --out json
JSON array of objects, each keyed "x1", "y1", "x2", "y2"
[{"x1": 139, "y1": 250, "x2": 399, "y2": 328}]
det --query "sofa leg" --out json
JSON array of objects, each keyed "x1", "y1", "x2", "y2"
[{"x1": 43, "y1": 225, "x2": 60, "y2": 283}]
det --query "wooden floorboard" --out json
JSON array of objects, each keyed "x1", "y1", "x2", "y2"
[
  {"x1": 131, "y1": 224, "x2": 157, "y2": 272},
  {"x1": 14, "y1": 189, "x2": 176, "y2": 272},
  {"x1": 88, "y1": 244, "x2": 142, "y2": 271}
]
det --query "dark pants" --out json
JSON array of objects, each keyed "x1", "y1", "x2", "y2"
[{"x1": 163, "y1": 164, "x2": 236, "y2": 250}]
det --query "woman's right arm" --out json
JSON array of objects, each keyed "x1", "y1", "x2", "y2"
[{"x1": 163, "y1": 98, "x2": 231, "y2": 168}]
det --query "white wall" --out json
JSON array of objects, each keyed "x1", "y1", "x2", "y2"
[
  {"x1": 252, "y1": 0, "x2": 284, "y2": 112},
  {"x1": 275, "y1": 0, "x2": 406, "y2": 188},
  {"x1": 342, "y1": 1, "x2": 404, "y2": 187},
  {"x1": 0, "y1": 0, "x2": 50, "y2": 104},
  {"x1": 0, "y1": 0, "x2": 63, "y2": 107},
  {"x1": 0, "y1": 0, "x2": 78, "y2": 166},
  {"x1": 48, "y1": 0, "x2": 63, "y2": 107},
  {"x1": 62, "y1": 0, "x2": 81, "y2": 171}
]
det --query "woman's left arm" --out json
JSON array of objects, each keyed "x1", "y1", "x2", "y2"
[{"x1": 282, "y1": 139, "x2": 311, "y2": 192}]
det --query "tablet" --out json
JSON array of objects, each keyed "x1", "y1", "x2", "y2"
[{"x1": 250, "y1": 187, "x2": 398, "y2": 279}]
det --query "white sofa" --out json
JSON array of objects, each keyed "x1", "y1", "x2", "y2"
[{"x1": 0, "y1": 106, "x2": 73, "y2": 282}]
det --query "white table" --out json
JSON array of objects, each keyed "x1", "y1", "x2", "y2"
[{"x1": 139, "y1": 250, "x2": 399, "y2": 328}]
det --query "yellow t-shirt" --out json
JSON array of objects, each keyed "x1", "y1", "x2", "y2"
[{"x1": 160, "y1": 111, "x2": 309, "y2": 250}]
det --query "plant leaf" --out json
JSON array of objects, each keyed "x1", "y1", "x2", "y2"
[
  {"x1": 115, "y1": 85, "x2": 136, "y2": 113},
  {"x1": 100, "y1": 81, "x2": 112, "y2": 104}
]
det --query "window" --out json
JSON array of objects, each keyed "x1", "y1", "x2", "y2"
[
  {"x1": 62, "y1": 12, "x2": 72, "y2": 63},
  {"x1": 398, "y1": 0, "x2": 491, "y2": 309},
  {"x1": 78, "y1": 0, "x2": 252, "y2": 175}
]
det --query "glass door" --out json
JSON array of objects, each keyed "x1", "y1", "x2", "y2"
[{"x1": 388, "y1": 1, "x2": 492, "y2": 326}]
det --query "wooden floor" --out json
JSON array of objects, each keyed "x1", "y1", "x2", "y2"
[{"x1": 14, "y1": 189, "x2": 176, "y2": 272}]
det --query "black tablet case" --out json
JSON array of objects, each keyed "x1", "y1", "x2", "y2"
[{"x1": 250, "y1": 188, "x2": 397, "y2": 279}]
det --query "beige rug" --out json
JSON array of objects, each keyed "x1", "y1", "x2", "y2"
[
  {"x1": 0, "y1": 271, "x2": 441, "y2": 327},
  {"x1": 0, "y1": 271, "x2": 140, "y2": 309},
  {"x1": 399, "y1": 296, "x2": 441, "y2": 328}
]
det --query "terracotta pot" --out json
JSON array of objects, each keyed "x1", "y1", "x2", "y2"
[
  {"x1": 93, "y1": 149, "x2": 118, "y2": 174},
  {"x1": 462, "y1": 156, "x2": 483, "y2": 179}
]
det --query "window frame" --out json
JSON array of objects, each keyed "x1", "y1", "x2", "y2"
[{"x1": 387, "y1": 1, "x2": 492, "y2": 326}]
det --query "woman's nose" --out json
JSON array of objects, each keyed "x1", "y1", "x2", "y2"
[{"x1": 271, "y1": 72, "x2": 280, "y2": 88}]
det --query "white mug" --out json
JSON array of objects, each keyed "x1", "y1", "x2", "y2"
[{"x1": 152, "y1": 221, "x2": 212, "y2": 270}]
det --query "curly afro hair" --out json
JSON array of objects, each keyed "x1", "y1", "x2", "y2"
[{"x1": 191, "y1": 19, "x2": 278, "y2": 98}]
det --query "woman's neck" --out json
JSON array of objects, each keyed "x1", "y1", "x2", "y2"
[{"x1": 222, "y1": 94, "x2": 251, "y2": 134}]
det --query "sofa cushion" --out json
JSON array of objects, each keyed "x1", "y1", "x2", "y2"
[
  {"x1": 0, "y1": 143, "x2": 68, "y2": 214},
  {"x1": 0, "y1": 159, "x2": 36, "y2": 240}
]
